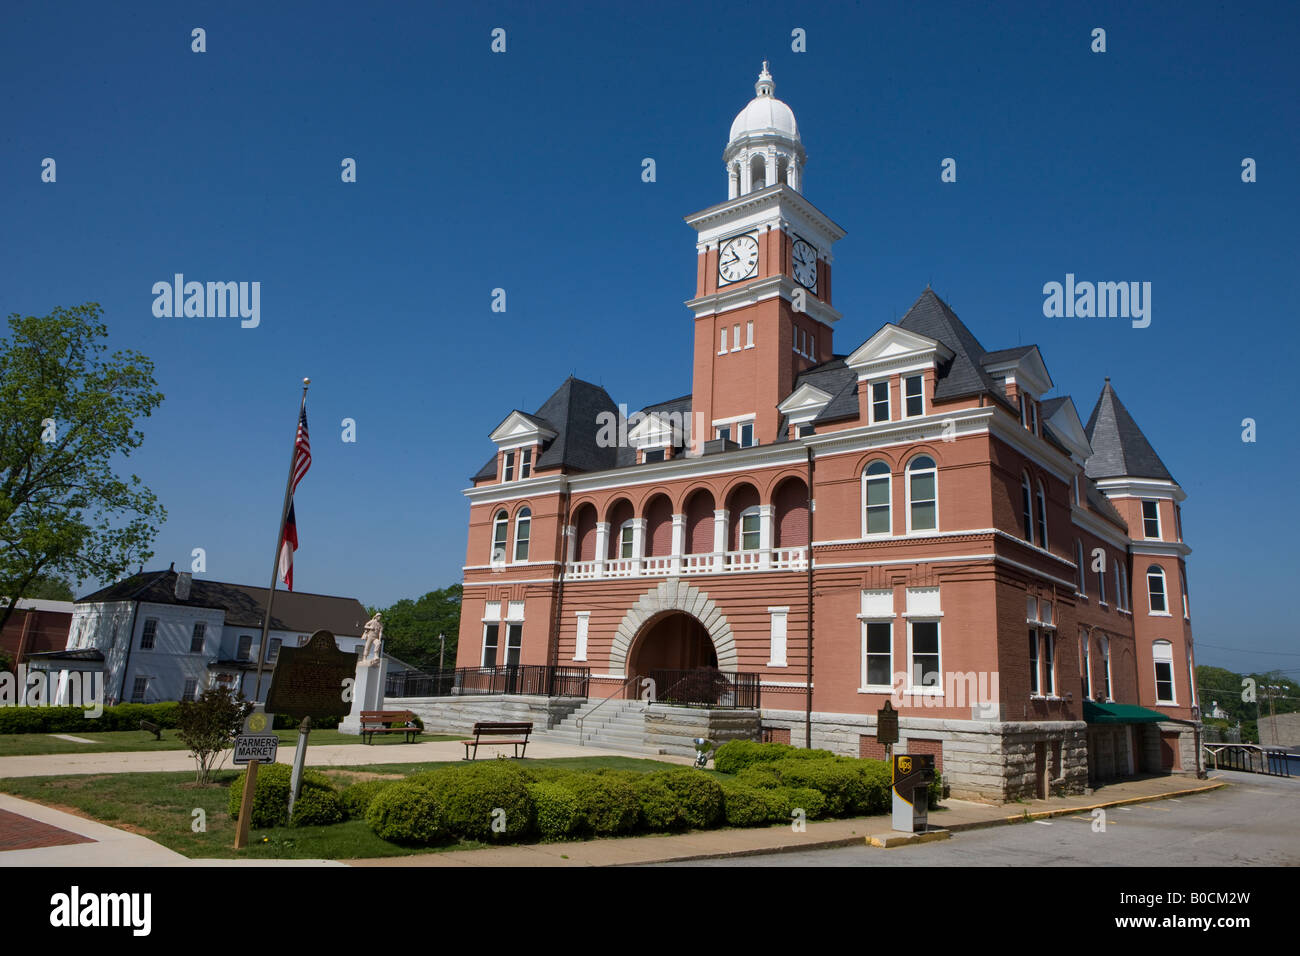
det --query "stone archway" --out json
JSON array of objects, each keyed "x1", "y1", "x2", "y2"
[{"x1": 609, "y1": 579, "x2": 736, "y2": 676}]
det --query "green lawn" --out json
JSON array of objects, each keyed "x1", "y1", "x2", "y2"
[
  {"x1": 0, "y1": 728, "x2": 462, "y2": 757},
  {"x1": 0, "y1": 756, "x2": 682, "y2": 859}
]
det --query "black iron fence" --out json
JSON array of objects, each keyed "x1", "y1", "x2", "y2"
[
  {"x1": 386, "y1": 665, "x2": 590, "y2": 699},
  {"x1": 1204, "y1": 743, "x2": 1293, "y2": 777},
  {"x1": 647, "y1": 668, "x2": 761, "y2": 709}
]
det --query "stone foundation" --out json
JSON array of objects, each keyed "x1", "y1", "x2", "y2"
[
  {"x1": 387, "y1": 694, "x2": 584, "y2": 735},
  {"x1": 644, "y1": 705, "x2": 761, "y2": 757}
]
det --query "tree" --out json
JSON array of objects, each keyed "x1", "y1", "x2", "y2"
[
  {"x1": 20, "y1": 574, "x2": 75, "y2": 601},
  {"x1": 0, "y1": 304, "x2": 166, "y2": 635},
  {"x1": 371, "y1": 584, "x2": 462, "y2": 672},
  {"x1": 177, "y1": 689, "x2": 252, "y2": 783}
]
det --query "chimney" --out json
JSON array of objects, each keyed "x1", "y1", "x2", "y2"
[{"x1": 174, "y1": 572, "x2": 193, "y2": 601}]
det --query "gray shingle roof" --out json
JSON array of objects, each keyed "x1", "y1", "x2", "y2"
[
  {"x1": 896, "y1": 289, "x2": 1016, "y2": 411},
  {"x1": 76, "y1": 570, "x2": 369, "y2": 635},
  {"x1": 1083, "y1": 380, "x2": 1176, "y2": 482}
]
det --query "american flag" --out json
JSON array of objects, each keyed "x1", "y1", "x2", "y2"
[{"x1": 278, "y1": 406, "x2": 311, "y2": 590}]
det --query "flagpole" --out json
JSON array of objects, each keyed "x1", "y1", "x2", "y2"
[{"x1": 253, "y1": 377, "x2": 310, "y2": 703}]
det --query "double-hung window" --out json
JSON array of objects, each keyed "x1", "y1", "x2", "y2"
[
  {"x1": 860, "y1": 590, "x2": 894, "y2": 690},
  {"x1": 1153, "y1": 641, "x2": 1175, "y2": 703},
  {"x1": 1142, "y1": 500, "x2": 1161, "y2": 539},
  {"x1": 514, "y1": 508, "x2": 531, "y2": 561},
  {"x1": 519, "y1": 448, "x2": 532, "y2": 479},
  {"x1": 870, "y1": 381, "x2": 889, "y2": 423},
  {"x1": 1147, "y1": 565, "x2": 1168, "y2": 614},
  {"x1": 190, "y1": 622, "x2": 206, "y2": 654},
  {"x1": 904, "y1": 375, "x2": 924, "y2": 417},
  {"x1": 739, "y1": 507, "x2": 761, "y2": 551},
  {"x1": 491, "y1": 510, "x2": 509, "y2": 563},
  {"x1": 863, "y1": 461, "x2": 891, "y2": 536},
  {"x1": 503, "y1": 451, "x2": 515, "y2": 482},
  {"x1": 140, "y1": 619, "x2": 158, "y2": 650},
  {"x1": 906, "y1": 456, "x2": 937, "y2": 532}
]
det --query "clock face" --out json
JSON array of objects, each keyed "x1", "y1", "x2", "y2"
[
  {"x1": 718, "y1": 234, "x2": 759, "y2": 284},
  {"x1": 792, "y1": 238, "x2": 818, "y2": 290}
]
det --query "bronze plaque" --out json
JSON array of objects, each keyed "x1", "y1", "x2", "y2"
[
  {"x1": 876, "y1": 700, "x2": 899, "y2": 746},
  {"x1": 265, "y1": 629, "x2": 358, "y2": 719}
]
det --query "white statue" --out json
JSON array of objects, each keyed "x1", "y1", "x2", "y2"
[{"x1": 360, "y1": 613, "x2": 384, "y2": 666}]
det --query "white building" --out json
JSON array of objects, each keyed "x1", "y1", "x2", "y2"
[{"x1": 37, "y1": 566, "x2": 370, "y2": 704}]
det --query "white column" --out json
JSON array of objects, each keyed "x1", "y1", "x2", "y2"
[
  {"x1": 594, "y1": 522, "x2": 609, "y2": 576},
  {"x1": 630, "y1": 519, "x2": 647, "y2": 576},
  {"x1": 765, "y1": 149, "x2": 777, "y2": 190},
  {"x1": 713, "y1": 509, "x2": 729, "y2": 573},
  {"x1": 740, "y1": 154, "x2": 752, "y2": 194},
  {"x1": 565, "y1": 525, "x2": 576, "y2": 564},
  {"x1": 728, "y1": 164, "x2": 739, "y2": 200},
  {"x1": 788, "y1": 159, "x2": 800, "y2": 192},
  {"x1": 758, "y1": 504, "x2": 775, "y2": 570},
  {"x1": 670, "y1": 514, "x2": 685, "y2": 574}
]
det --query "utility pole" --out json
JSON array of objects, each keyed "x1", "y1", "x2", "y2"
[{"x1": 438, "y1": 633, "x2": 445, "y2": 673}]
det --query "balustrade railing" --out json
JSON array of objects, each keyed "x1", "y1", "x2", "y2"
[{"x1": 564, "y1": 547, "x2": 806, "y2": 581}]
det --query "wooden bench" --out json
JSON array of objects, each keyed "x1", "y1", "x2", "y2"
[
  {"x1": 462, "y1": 721, "x2": 532, "y2": 760},
  {"x1": 360, "y1": 710, "x2": 422, "y2": 745},
  {"x1": 140, "y1": 719, "x2": 162, "y2": 741}
]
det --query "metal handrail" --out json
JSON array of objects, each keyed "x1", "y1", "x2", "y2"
[{"x1": 576, "y1": 673, "x2": 642, "y2": 746}]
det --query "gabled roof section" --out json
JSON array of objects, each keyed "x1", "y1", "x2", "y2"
[
  {"x1": 844, "y1": 323, "x2": 952, "y2": 373},
  {"x1": 1040, "y1": 396, "x2": 1093, "y2": 462},
  {"x1": 1084, "y1": 380, "x2": 1176, "y2": 482},
  {"x1": 489, "y1": 410, "x2": 558, "y2": 446},
  {"x1": 783, "y1": 356, "x2": 858, "y2": 424},
  {"x1": 777, "y1": 381, "x2": 834, "y2": 416},
  {"x1": 75, "y1": 570, "x2": 370, "y2": 635},
  {"x1": 895, "y1": 289, "x2": 1015, "y2": 410},
  {"x1": 982, "y1": 344, "x2": 1053, "y2": 397}
]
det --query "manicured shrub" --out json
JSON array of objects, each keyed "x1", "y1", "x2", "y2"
[
  {"x1": 567, "y1": 774, "x2": 641, "y2": 836},
  {"x1": 413, "y1": 761, "x2": 535, "y2": 841},
  {"x1": 712, "y1": 740, "x2": 835, "y2": 774},
  {"x1": 634, "y1": 775, "x2": 686, "y2": 832},
  {"x1": 0, "y1": 701, "x2": 183, "y2": 735},
  {"x1": 848, "y1": 759, "x2": 894, "y2": 815},
  {"x1": 766, "y1": 786, "x2": 828, "y2": 822},
  {"x1": 719, "y1": 781, "x2": 772, "y2": 828},
  {"x1": 530, "y1": 782, "x2": 584, "y2": 839},
  {"x1": 340, "y1": 779, "x2": 396, "y2": 819},
  {"x1": 290, "y1": 786, "x2": 345, "y2": 827},
  {"x1": 644, "y1": 769, "x2": 725, "y2": 830},
  {"x1": 927, "y1": 773, "x2": 944, "y2": 810},
  {"x1": 273, "y1": 713, "x2": 342, "y2": 730},
  {"x1": 226, "y1": 763, "x2": 335, "y2": 829},
  {"x1": 366, "y1": 783, "x2": 447, "y2": 845}
]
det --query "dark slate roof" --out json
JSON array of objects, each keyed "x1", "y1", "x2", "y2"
[
  {"x1": 76, "y1": 570, "x2": 369, "y2": 635},
  {"x1": 783, "y1": 357, "x2": 859, "y2": 425},
  {"x1": 1083, "y1": 380, "x2": 1176, "y2": 482},
  {"x1": 1039, "y1": 396, "x2": 1070, "y2": 419},
  {"x1": 896, "y1": 289, "x2": 1015, "y2": 411},
  {"x1": 25, "y1": 648, "x2": 105, "y2": 662},
  {"x1": 981, "y1": 345, "x2": 1038, "y2": 365},
  {"x1": 1085, "y1": 481, "x2": 1128, "y2": 528},
  {"x1": 474, "y1": 376, "x2": 625, "y2": 480}
]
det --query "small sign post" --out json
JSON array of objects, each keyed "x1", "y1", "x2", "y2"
[
  {"x1": 233, "y1": 734, "x2": 280, "y2": 765},
  {"x1": 876, "y1": 700, "x2": 899, "y2": 762}
]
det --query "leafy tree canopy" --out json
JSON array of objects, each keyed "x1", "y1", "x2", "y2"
[
  {"x1": 0, "y1": 304, "x2": 166, "y2": 633},
  {"x1": 370, "y1": 584, "x2": 461, "y2": 672}
]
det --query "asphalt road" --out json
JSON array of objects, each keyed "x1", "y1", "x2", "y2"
[{"x1": 656, "y1": 771, "x2": 1300, "y2": 866}]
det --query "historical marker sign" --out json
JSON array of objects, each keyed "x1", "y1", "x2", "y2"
[
  {"x1": 265, "y1": 629, "x2": 357, "y2": 720},
  {"x1": 233, "y1": 734, "x2": 279, "y2": 765},
  {"x1": 876, "y1": 700, "x2": 899, "y2": 746}
]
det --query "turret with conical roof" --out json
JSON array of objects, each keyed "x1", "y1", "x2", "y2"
[{"x1": 1084, "y1": 378, "x2": 1176, "y2": 483}]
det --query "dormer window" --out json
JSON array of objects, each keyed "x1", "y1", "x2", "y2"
[
  {"x1": 503, "y1": 451, "x2": 515, "y2": 482},
  {"x1": 1030, "y1": 402, "x2": 1039, "y2": 435},
  {"x1": 904, "y1": 375, "x2": 924, "y2": 417},
  {"x1": 644, "y1": 449, "x2": 666, "y2": 463},
  {"x1": 870, "y1": 381, "x2": 890, "y2": 424},
  {"x1": 520, "y1": 448, "x2": 532, "y2": 480}
]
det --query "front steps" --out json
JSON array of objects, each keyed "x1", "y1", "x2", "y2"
[{"x1": 536, "y1": 699, "x2": 661, "y2": 755}]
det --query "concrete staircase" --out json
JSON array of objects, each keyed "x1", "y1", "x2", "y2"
[{"x1": 538, "y1": 699, "x2": 660, "y2": 754}]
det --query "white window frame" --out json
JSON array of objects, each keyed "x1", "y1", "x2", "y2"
[
  {"x1": 767, "y1": 606, "x2": 789, "y2": 667},
  {"x1": 858, "y1": 589, "x2": 895, "y2": 692},
  {"x1": 738, "y1": 420, "x2": 755, "y2": 448},
  {"x1": 182, "y1": 678, "x2": 199, "y2": 702},
  {"x1": 1153, "y1": 640, "x2": 1176, "y2": 704},
  {"x1": 1147, "y1": 565, "x2": 1169, "y2": 615},
  {"x1": 618, "y1": 520, "x2": 636, "y2": 559},
  {"x1": 1028, "y1": 626, "x2": 1040, "y2": 696},
  {"x1": 481, "y1": 623, "x2": 500, "y2": 667},
  {"x1": 236, "y1": 634, "x2": 253, "y2": 661},
  {"x1": 491, "y1": 510, "x2": 509, "y2": 565},
  {"x1": 868, "y1": 379, "x2": 891, "y2": 424},
  {"x1": 131, "y1": 676, "x2": 149, "y2": 703},
  {"x1": 907, "y1": 618, "x2": 943, "y2": 694},
  {"x1": 1097, "y1": 552, "x2": 1108, "y2": 607},
  {"x1": 1075, "y1": 539, "x2": 1086, "y2": 595},
  {"x1": 574, "y1": 611, "x2": 589, "y2": 661},
  {"x1": 502, "y1": 450, "x2": 515, "y2": 482},
  {"x1": 719, "y1": 326, "x2": 728, "y2": 354},
  {"x1": 520, "y1": 447, "x2": 532, "y2": 480},
  {"x1": 732, "y1": 323, "x2": 742, "y2": 352},
  {"x1": 738, "y1": 506, "x2": 761, "y2": 551},
  {"x1": 745, "y1": 320, "x2": 755, "y2": 348},
  {"x1": 905, "y1": 455, "x2": 938, "y2": 533},
  {"x1": 1042, "y1": 630, "x2": 1055, "y2": 697},
  {"x1": 862, "y1": 460, "x2": 892, "y2": 538},
  {"x1": 1080, "y1": 630, "x2": 1091, "y2": 700},
  {"x1": 513, "y1": 508, "x2": 532, "y2": 562},
  {"x1": 1180, "y1": 566, "x2": 1189, "y2": 619},
  {"x1": 1142, "y1": 499, "x2": 1162, "y2": 540},
  {"x1": 1021, "y1": 473, "x2": 1035, "y2": 544},
  {"x1": 1035, "y1": 480, "x2": 1048, "y2": 548},
  {"x1": 1098, "y1": 635, "x2": 1112, "y2": 701},
  {"x1": 190, "y1": 621, "x2": 206, "y2": 654},
  {"x1": 504, "y1": 622, "x2": 523, "y2": 667},
  {"x1": 904, "y1": 374, "x2": 925, "y2": 418},
  {"x1": 140, "y1": 618, "x2": 158, "y2": 650}
]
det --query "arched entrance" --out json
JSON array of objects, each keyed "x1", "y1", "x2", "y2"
[{"x1": 628, "y1": 611, "x2": 718, "y2": 676}]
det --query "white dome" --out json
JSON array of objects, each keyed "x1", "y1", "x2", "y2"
[{"x1": 729, "y1": 95, "x2": 799, "y2": 143}]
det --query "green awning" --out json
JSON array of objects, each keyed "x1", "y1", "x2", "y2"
[{"x1": 1083, "y1": 701, "x2": 1166, "y2": 724}]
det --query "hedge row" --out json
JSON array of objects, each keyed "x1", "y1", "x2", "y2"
[
  {"x1": 712, "y1": 739, "x2": 836, "y2": 774},
  {"x1": 226, "y1": 763, "x2": 345, "y2": 828},
  {"x1": 0, "y1": 702, "x2": 182, "y2": 735}
]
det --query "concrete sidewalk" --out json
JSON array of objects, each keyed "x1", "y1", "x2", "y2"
[
  {"x1": 346, "y1": 774, "x2": 1227, "y2": 867},
  {"x1": 0, "y1": 738, "x2": 693, "y2": 779},
  {"x1": 0, "y1": 792, "x2": 189, "y2": 867}
]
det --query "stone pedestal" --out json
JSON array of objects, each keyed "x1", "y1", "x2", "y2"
[{"x1": 339, "y1": 657, "x2": 387, "y2": 734}]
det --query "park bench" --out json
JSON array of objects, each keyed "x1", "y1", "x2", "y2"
[
  {"x1": 461, "y1": 721, "x2": 532, "y2": 760},
  {"x1": 360, "y1": 710, "x2": 422, "y2": 744},
  {"x1": 139, "y1": 719, "x2": 162, "y2": 741}
]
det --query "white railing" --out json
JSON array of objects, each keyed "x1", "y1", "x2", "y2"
[{"x1": 564, "y1": 547, "x2": 807, "y2": 581}]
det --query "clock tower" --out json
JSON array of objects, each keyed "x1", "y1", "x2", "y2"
[{"x1": 685, "y1": 62, "x2": 846, "y2": 447}]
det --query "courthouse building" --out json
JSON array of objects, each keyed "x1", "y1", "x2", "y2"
[{"x1": 456, "y1": 64, "x2": 1201, "y2": 801}]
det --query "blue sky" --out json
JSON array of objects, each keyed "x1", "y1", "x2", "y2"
[{"x1": 2, "y1": 1, "x2": 1297, "y2": 676}]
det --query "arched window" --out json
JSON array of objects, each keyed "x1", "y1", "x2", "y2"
[
  {"x1": 1114, "y1": 560, "x2": 1123, "y2": 611},
  {"x1": 1152, "y1": 640, "x2": 1175, "y2": 703},
  {"x1": 491, "y1": 510, "x2": 508, "y2": 564},
  {"x1": 906, "y1": 455, "x2": 937, "y2": 532},
  {"x1": 1080, "y1": 629, "x2": 1091, "y2": 700},
  {"x1": 863, "y1": 461, "x2": 891, "y2": 536},
  {"x1": 1098, "y1": 635, "x2": 1111, "y2": 701},
  {"x1": 1075, "y1": 539, "x2": 1086, "y2": 594},
  {"x1": 1021, "y1": 473, "x2": 1034, "y2": 543},
  {"x1": 1035, "y1": 481, "x2": 1048, "y2": 548},
  {"x1": 1147, "y1": 565, "x2": 1168, "y2": 614},
  {"x1": 513, "y1": 508, "x2": 531, "y2": 562}
]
